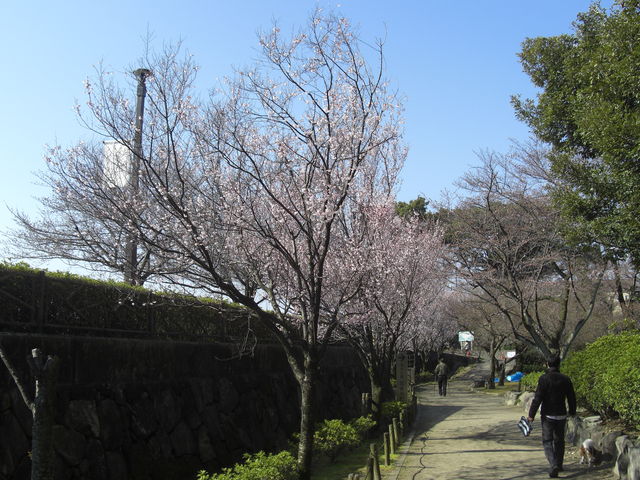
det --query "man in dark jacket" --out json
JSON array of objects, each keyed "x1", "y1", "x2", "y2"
[
  {"x1": 527, "y1": 355, "x2": 577, "y2": 478},
  {"x1": 434, "y1": 357, "x2": 449, "y2": 396}
]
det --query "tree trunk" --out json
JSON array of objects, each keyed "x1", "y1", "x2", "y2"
[
  {"x1": 296, "y1": 357, "x2": 316, "y2": 480},
  {"x1": 31, "y1": 357, "x2": 58, "y2": 480},
  {"x1": 487, "y1": 337, "x2": 496, "y2": 390},
  {"x1": 1, "y1": 346, "x2": 60, "y2": 480},
  {"x1": 498, "y1": 362, "x2": 506, "y2": 386},
  {"x1": 369, "y1": 365, "x2": 395, "y2": 422},
  {"x1": 30, "y1": 350, "x2": 59, "y2": 480}
]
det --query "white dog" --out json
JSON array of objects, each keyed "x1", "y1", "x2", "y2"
[{"x1": 580, "y1": 439, "x2": 602, "y2": 467}]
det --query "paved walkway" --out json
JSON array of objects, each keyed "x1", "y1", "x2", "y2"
[{"x1": 385, "y1": 363, "x2": 613, "y2": 480}]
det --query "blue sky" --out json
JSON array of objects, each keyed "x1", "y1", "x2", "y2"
[{"x1": 0, "y1": 0, "x2": 612, "y2": 268}]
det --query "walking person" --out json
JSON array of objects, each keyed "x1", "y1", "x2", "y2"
[
  {"x1": 434, "y1": 356, "x2": 449, "y2": 396},
  {"x1": 527, "y1": 355, "x2": 577, "y2": 478}
]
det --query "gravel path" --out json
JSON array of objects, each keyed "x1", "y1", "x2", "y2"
[{"x1": 384, "y1": 362, "x2": 614, "y2": 480}]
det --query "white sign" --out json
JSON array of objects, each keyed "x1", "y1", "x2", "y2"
[
  {"x1": 103, "y1": 140, "x2": 131, "y2": 188},
  {"x1": 458, "y1": 331, "x2": 474, "y2": 342},
  {"x1": 506, "y1": 351, "x2": 516, "y2": 359}
]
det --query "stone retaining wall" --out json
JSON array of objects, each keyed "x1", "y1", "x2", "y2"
[{"x1": 0, "y1": 334, "x2": 368, "y2": 480}]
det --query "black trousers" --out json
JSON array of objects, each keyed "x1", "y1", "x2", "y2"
[
  {"x1": 437, "y1": 376, "x2": 447, "y2": 396},
  {"x1": 541, "y1": 417, "x2": 566, "y2": 471}
]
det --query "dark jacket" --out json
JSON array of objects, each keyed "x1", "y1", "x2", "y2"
[
  {"x1": 528, "y1": 367, "x2": 577, "y2": 419},
  {"x1": 434, "y1": 361, "x2": 449, "y2": 378}
]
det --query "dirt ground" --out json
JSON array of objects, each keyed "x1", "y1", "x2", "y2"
[{"x1": 384, "y1": 362, "x2": 615, "y2": 480}]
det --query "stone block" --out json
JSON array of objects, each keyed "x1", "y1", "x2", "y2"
[
  {"x1": 218, "y1": 377, "x2": 239, "y2": 414},
  {"x1": 628, "y1": 445, "x2": 640, "y2": 480},
  {"x1": 156, "y1": 389, "x2": 180, "y2": 433},
  {"x1": 202, "y1": 404, "x2": 222, "y2": 440},
  {"x1": 613, "y1": 436, "x2": 634, "y2": 480},
  {"x1": 0, "y1": 411, "x2": 29, "y2": 473},
  {"x1": 0, "y1": 392, "x2": 11, "y2": 412},
  {"x1": 170, "y1": 421, "x2": 196, "y2": 457},
  {"x1": 126, "y1": 442, "x2": 153, "y2": 480},
  {"x1": 197, "y1": 426, "x2": 216, "y2": 463},
  {"x1": 83, "y1": 439, "x2": 108, "y2": 480},
  {"x1": 583, "y1": 415, "x2": 603, "y2": 426},
  {"x1": 566, "y1": 416, "x2": 582, "y2": 445},
  {"x1": 98, "y1": 398, "x2": 125, "y2": 450},
  {"x1": 130, "y1": 396, "x2": 157, "y2": 439},
  {"x1": 602, "y1": 431, "x2": 624, "y2": 458},
  {"x1": 518, "y1": 392, "x2": 535, "y2": 413},
  {"x1": 148, "y1": 431, "x2": 173, "y2": 459},
  {"x1": 504, "y1": 391, "x2": 522, "y2": 406},
  {"x1": 64, "y1": 399, "x2": 100, "y2": 438},
  {"x1": 105, "y1": 451, "x2": 128, "y2": 480},
  {"x1": 53, "y1": 425, "x2": 87, "y2": 466}
]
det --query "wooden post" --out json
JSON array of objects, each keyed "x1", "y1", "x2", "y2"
[
  {"x1": 370, "y1": 443, "x2": 381, "y2": 480},
  {"x1": 366, "y1": 456, "x2": 374, "y2": 480},
  {"x1": 362, "y1": 392, "x2": 371, "y2": 416},
  {"x1": 383, "y1": 431, "x2": 391, "y2": 465},
  {"x1": 388, "y1": 423, "x2": 396, "y2": 455},
  {"x1": 392, "y1": 417, "x2": 400, "y2": 446},
  {"x1": 400, "y1": 411, "x2": 405, "y2": 428}
]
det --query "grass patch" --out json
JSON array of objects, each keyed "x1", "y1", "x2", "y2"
[{"x1": 310, "y1": 439, "x2": 397, "y2": 480}]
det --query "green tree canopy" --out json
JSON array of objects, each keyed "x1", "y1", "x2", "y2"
[
  {"x1": 512, "y1": 1, "x2": 640, "y2": 264},
  {"x1": 395, "y1": 196, "x2": 428, "y2": 219}
]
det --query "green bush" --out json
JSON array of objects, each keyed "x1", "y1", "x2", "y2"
[
  {"x1": 415, "y1": 371, "x2": 433, "y2": 384},
  {"x1": 380, "y1": 401, "x2": 407, "y2": 423},
  {"x1": 520, "y1": 371, "x2": 543, "y2": 392},
  {"x1": 313, "y1": 419, "x2": 360, "y2": 462},
  {"x1": 349, "y1": 415, "x2": 376, "y2": 440},
  {"x1": 563, "y1": 331, "x2": 640, "y2": 428},
  {"x1": 196, "y1": 451, "x2": 297, "y2": 480}
]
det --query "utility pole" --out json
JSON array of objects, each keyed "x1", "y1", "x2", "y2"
[{"x1": 124, "y1": 68, "x2": 152, "y2": 286}]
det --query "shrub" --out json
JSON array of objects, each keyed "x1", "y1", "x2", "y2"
[
  {"x1": 415, "y1": 371, "x2": 433, "y2": 384},
  {"x1": 563, "y1": 331, "x2": 640, "y2": 428},
  {"x1": 196, "y1": 451, "x2": 297, "y2": 480},
  {"x1": 520, "y1": 371, "x2": 543, "y2": 392},
  {"x1": 313, "y1": 419, "x2": 360, "y2": 462},
  {"x1": 380, "y1": 401, "x2": 407, "y2": 423},
  {"x1": 349, "y1": 415, "x2": 376, "y2": 440}
]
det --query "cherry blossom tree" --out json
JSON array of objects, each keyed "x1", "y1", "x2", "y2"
[
  {"x1": 8, "y1": 12, "x2": 407, "y2": 476},
  {"x1": 18, "y1": 14, "x2": 404, "y2": 479},
  {"x1": 337, "y1": 205, "x2": 450, "y2": 414}
]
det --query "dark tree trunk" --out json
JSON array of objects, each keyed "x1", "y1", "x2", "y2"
[
  {"x1": 498, "y1": 362, "x2": 506, "y2": 386},
  {"x1": 0, "y1": 345, "x2": 59, "y2": 480},
  {"x1": 487, "y1": 337, "x2": 496, "y2": 389},
  {"x1": 369, "y1": 363, "x2": 395, "y2": 421},
  {"x1": 296, "y1": 355, "x2": 316, "y2": 480},
  {"x1": 30, "y1": 351, "x2": 59, "y2": 480}
]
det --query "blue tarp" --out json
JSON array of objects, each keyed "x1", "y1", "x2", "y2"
[{"x1": 493, "y1": 371, "x2": 524, "y2": 382}]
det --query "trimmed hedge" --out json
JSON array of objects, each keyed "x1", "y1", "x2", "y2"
[
  {"x1": 0, "y1": 262, "x2": 273, "y2": 342},
  {"x1": 520, "y1": 371, "x2": 543, "y2": 392},
  {"x1": 562, "y1": 331, "x2": 640, "y2": 428}
]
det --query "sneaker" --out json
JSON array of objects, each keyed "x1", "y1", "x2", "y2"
[{"x1": 549, "y1": 466, "x2": 559, "y2": 478}]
